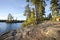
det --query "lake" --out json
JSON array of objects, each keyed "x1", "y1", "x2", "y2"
[{"x1": 0, "y1": 22, "x2": 22, "y2": 36}]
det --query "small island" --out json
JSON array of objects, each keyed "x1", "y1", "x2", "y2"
[
  {"x1": 6, "y1": 13, "x2": 24, "y2": 23},
  {"x1": 0, "y1": 13, "x2": 24, "y2": 23}
]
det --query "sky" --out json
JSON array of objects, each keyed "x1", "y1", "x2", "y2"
[{"x1": 0, "y1": 0, "x2": 51, "y2": 20}]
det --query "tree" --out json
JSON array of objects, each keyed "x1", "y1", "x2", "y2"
[
  {"x1": 22, "y1": 8, "x2": 36, "y2": 27},
  {"x1": 7, "y1": 13, "x2": 14, "y2": 21},
  {"x1": 58, "y1": 0, "x2": 60, "y2": 13},
  {"x1": 48, "y1": 13, "x2": 52, "y2": 20},
  {"x1": 50, "y1": 0, "x2": 59, "y2": 20},
  {"x1": 26, "y1": 0, "x2": 46, "y2": 24},
  {"x1": 38, "y1": 0, "x2": 45, "y2": 21},
  {"x1": 22, "y1": 4, "x2": 33, "y2": 27},
  {"x1": 31, "y1": 8, "x2": 35, "y2": 18},
  {"x1": 30, "y1": 8, "x2": 36, "y2": 24},
  {"x1": 24, "y1": 4, "x2": 31, "y2": 20}
]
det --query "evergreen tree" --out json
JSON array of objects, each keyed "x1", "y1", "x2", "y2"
[
  {"x1": 24, "y1": 4, "x2": 31, "y2": 20},
  {"x1": 30, "y1": 8, "x2": 36, "y2": 24},
  {"x1": 31, "y1": 8, "x2": 35, "y2": 18},
  {"x1": 58, "y1": 0, "x2": 60, "y2": 13},
  {"x1": 26, "y1": 0, "x2": 46, "y2": 24},
  {"x1": 7, "y1": 13, "x2": 14, "y2": 21},
  {"x1": 50, "y1": 0, "x2": 59, "y2": 20},
  {"x1": 48, "y1": 13, "x2": 52, "y2": 20}
]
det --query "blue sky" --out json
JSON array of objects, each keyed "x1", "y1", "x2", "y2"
[{"x1": 0, "y1": 0, "x2": 50, "y2": 20}]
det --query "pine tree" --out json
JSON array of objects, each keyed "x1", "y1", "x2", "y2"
[
  {"x1": 58, "y1": 0, "x2": 60, "y2": 13},
  {"x1": 26, "y1": 0, "x2": 46, "y2": 24},
  {"x1": 50, "y1": 0, "x2": 59, "y2": 20},
  {"x1": 48, "y1": 13, "x2": 52, "y2": 20},
  {"x1": 7, "y1": 13, "x2": 14, "y2": 21},
  {"x1": 24, "y1": 4, "x2": 31, "y2": 20},
  {"x1": 30, "y1": 8, "x2": 36, "y2": 24}
]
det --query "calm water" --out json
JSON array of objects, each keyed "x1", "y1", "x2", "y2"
[{"x1": 0, "y1": 22, "x2": 22, "y2": 35}]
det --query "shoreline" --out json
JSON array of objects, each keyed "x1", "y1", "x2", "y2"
[{"x1": 0, "y1": 21, "x2": 60, "y2": 40}]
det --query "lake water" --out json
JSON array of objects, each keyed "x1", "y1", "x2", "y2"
[{"x1": 0, "y1": 22, "x2": 22, "y2": 35}]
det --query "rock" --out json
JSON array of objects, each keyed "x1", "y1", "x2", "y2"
[{"x1": 44, "y1": 27, "x2": 60, "y2": 40}]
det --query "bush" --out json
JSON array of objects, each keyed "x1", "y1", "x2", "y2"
[{"x1": 22, "y1": 17, "x2": 36, "y2": 27}]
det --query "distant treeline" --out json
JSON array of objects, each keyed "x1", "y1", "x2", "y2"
[{"x1": 0, "y1": 20, "x2": 25, "y2": 23}]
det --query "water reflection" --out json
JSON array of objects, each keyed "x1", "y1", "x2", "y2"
[{"x1": 6, "y1": 23, "x2": 13, "y2": 32}]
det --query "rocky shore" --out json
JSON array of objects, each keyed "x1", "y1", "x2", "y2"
[{"x1": 0, "y1": 21, "x2": 60, "y2": 40}]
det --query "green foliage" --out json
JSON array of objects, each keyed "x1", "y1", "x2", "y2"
[
  {"x1": 50, "y1": 0, "x2": 59, "y2": 21},
  {"x1": 23, "y1": 0, "x2": 51, "y2": 27},
  {"x1": 47, "y1": 13, "x2": 52, "y2": 20},
  {"x1": 26, "y1": 0, "x2": 29, "y2": 2},
  {"x1": 24, "y1": 4, "x2": 31, "y2": 19},
  {"x1": 22, "y1": 8, "x2": 36, "y2": 27},
  {"x1": 26, "y1": 0, "x2": 46, "y2": 24},
  {"x1": 22, "y1": 17, "x2": 36, "y2": 27}
]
